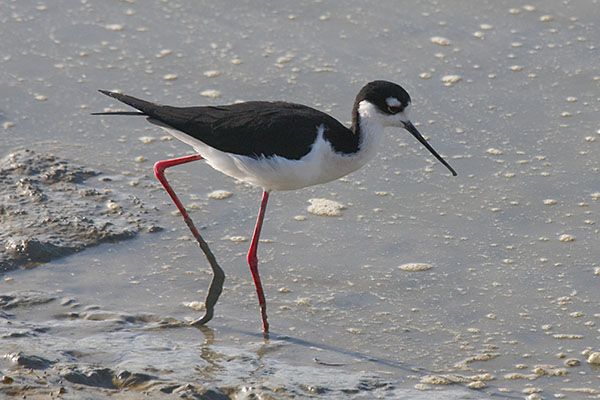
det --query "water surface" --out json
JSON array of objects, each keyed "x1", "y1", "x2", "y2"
[{"x1": 1, "y1": 0, "x2": 599, "y2": 398}]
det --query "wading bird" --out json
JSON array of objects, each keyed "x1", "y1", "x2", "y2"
[{"x1": 94, "y1": 80, "x2": 457, "y2": 333}]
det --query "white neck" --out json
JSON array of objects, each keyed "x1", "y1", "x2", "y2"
[{"x1": 355, "y1": 100, "x2": 385, "y2": 164}]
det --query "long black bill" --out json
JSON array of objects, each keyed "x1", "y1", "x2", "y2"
[{"x1": 403, "y1": 121, "x2": 457, "y2": 176}]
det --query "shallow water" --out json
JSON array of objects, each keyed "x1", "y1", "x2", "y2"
[{"x1": 1, "y1": 0, "x2": 599, "y2": 398}]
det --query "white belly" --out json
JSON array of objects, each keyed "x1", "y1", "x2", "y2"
[{"x1": 156, "y1": 123, "x2": 379, "y2": 191}]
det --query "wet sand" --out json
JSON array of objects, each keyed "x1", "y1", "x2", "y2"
[
  {"x1": 0, "y1": 149, "x2": 160, "y2": 271},
  {"x1": 2, "y1": 0, "x2": 599, "y2": 398}
]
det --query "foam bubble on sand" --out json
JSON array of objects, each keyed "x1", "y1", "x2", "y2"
[
  {"x1": 420, "y1": 375, "x2": 451, "y2": 385},
  {"x1": 442, "y1": 75, "x2": 462, "y2": 86},
  {"x1": 156, "y1": 49, "x2": 172, "y2": 58},
  {"x1": 277, "y1": 53, "x2": 295, "y2": 64},
  {"x1": 430, "y1": 36, "x2": 452, "y2": 46},
  {"x1": 183, "y1": 301, "x2": 204, "y2": 311},
  {"x1": 201, "y1": 89, "x2": 221, "y2": 98},
  {"x1": 587, "y1": 352, "x2": 600, "y2": 365},
  {"x1": 139, "y1": 136, "x2": 155, "y2": 144},
  {"x1": 399, "y1": 263, "x2": 433, "y2": 272},
  {"x1": 105, "y1": 24, "x2": 123, "y2": 31},
  {"x1": 223, "y1": 235, "x2": 248, "y2": 242},
  {"x1": 307, "y1": 198, "x2": 346, "y2": 216},
  {"x1": 558, "y1": 234, "x2": 575, "y2": 242},
  {"x1": 203, "y1": 70, "x2": 221, "y2": 78},
  {"x1": 208, "y1": 190, "x2": 233, "y2": 200},
  {"x1": 468, "y1": 381, "x2": 487, "y2": 389}
]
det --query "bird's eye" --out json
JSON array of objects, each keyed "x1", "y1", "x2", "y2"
[{"x1": 387, "y1": 105, "x2": 403, "y2": 114}]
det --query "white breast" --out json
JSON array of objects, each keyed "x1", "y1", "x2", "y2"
[{"x1": 153, "y1": 115, "x2": 384, "y2": 191}]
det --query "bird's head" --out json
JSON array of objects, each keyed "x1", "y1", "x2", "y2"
[{"x1": 354, "y1": 80, "x2": 457, "y2": 176}]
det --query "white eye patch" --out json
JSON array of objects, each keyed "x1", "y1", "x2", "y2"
[
  {"x1": 386, "y1": 97, "x2": 402, "y2": 107},
  {"x1": 385, "y1": 97, "x2": 410, "y2": 115}
]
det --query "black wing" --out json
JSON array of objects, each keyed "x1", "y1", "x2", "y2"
[{"x1": 94, "y1": 90, "x2": 355, "y2": 160}]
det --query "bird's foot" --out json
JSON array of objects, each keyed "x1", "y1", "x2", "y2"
[{"x1": 190, "y1": 308, "x2": 214, "y2": 326}]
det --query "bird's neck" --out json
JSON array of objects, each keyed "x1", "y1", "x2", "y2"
[{"x1": 351, "y1": 101, "x2": 385, "y2": 160}]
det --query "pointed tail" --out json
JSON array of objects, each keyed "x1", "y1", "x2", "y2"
[
  {"x1": 92, "y1": 90, "x2": 158, "y2": 116},
  {"x1": 91, "y1": 111, "x2": 145, "y2": 116}
]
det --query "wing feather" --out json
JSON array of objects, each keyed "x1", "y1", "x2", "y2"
[{"x1": 96, "y1": 91, "x2": 354, "y2": 160}]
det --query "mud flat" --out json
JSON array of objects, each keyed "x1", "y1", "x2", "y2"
[
  {"x1": 0, "y1": 290, "x2": 487, "y2": 400},
  {"x1": 0, "y1": 149, "x2": 160, "y2": 272}
]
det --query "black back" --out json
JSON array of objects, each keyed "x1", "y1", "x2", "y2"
[{"x1": 96, "y1": 91, "x2": 358, "y2": 160}]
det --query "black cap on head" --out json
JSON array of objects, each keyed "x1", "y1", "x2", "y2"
[
  {"x1": 353, "y1": 81, "x2": 457, "y2": 176},
  {"x1": 354, "y1": 80, "x2": 411, "y2": 115}
]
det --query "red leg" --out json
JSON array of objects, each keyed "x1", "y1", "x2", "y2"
[
  {"x1": 248, "y1": 190, "x2": 270, "y2": 333},
  {"x1": 154, "y1": 155, "x2": 204, "y2": 218},
  {"x1": 154, "y1": 155, "x2": 225, "y2": 326}
]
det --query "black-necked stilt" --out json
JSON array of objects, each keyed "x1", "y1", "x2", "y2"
[{"x1": 94, "y1": 80, "x2": 457, "y2": 333}]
